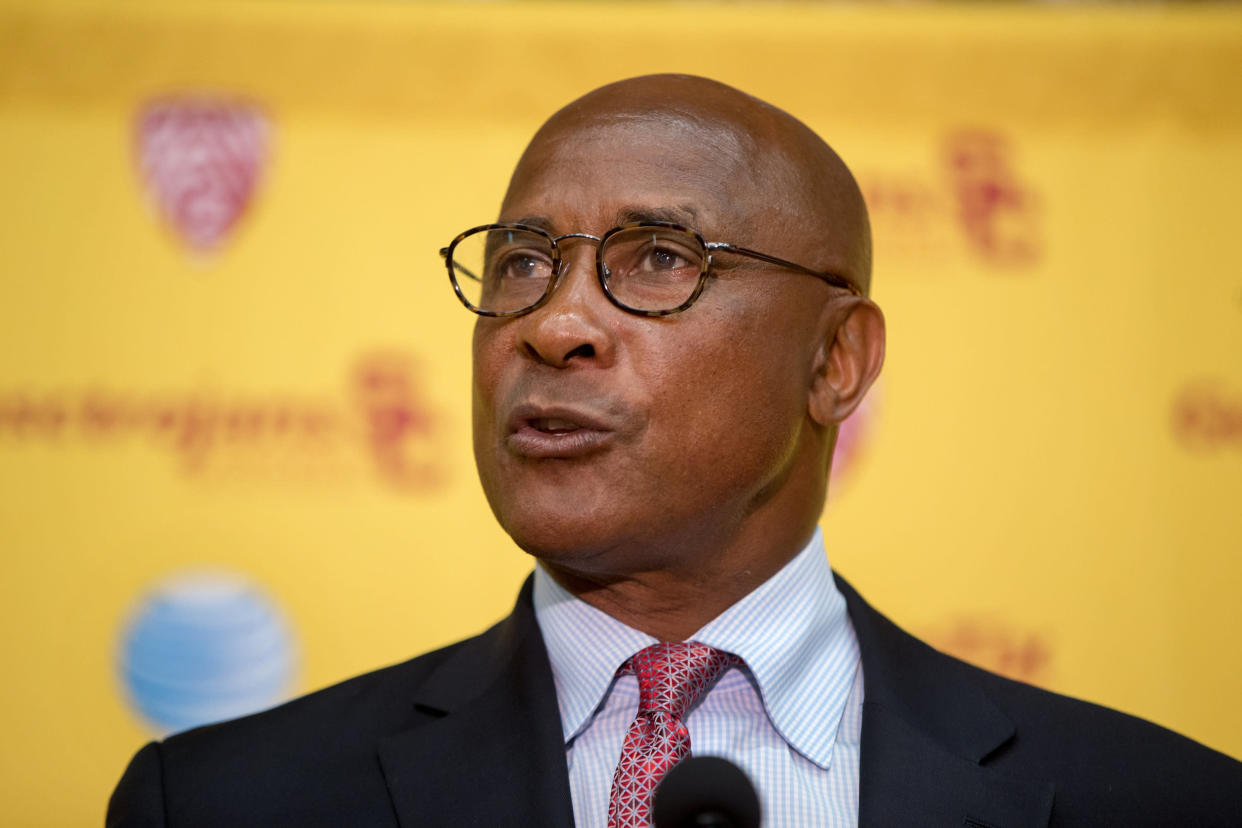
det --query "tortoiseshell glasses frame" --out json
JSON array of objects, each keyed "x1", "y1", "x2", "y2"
[{"x1": 440, "y1": 220, "x2": 861, "y2": 318}]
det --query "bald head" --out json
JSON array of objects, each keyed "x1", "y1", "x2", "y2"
[{"x1": 503, "y1": 74, "x2": 872, "y2": 294}]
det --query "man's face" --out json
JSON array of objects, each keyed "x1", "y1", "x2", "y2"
[{"x1": 471, "y1": 117, "x2": 831, "y2": 578}]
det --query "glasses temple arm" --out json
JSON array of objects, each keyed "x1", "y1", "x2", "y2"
[{"x1": 706, "y1": 242, "x2": 860, "y2": 295}]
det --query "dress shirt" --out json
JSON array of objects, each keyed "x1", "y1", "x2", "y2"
[{"x1": 532, "y1": 528, "x2": 864, "y2": 827}]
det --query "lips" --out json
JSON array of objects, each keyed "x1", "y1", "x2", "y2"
[{"x1": 506, "y1": 403, "x2": 617, "y2": 459}]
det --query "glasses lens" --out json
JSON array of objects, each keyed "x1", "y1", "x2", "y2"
[
  {"x1": 601, "y1": 226, "x2": 706, "y2": 312},
  {"x1": 449, "y1": 227, "x2": 555, "y2": 314}
]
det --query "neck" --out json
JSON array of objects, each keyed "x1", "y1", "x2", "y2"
[
  {"x1": 540, "y1": 508, "x2": 822, "y2": 642},
  {"x1": 536, "y1": 425, "x2": 833, "y2": 641}
]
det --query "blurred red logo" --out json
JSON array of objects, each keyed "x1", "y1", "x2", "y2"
[
  {"x1": 922, "y1": 614, "x2": 1052, "y2": 685},
  {"x1": 136, "y1": 95, "x2": 269, "y2": 251},
  {"x1": 944, "y1": 130, "x2": 1041, "y2": 265},
  {"x1": 0, "y1": 352, "x2": 443, "y2": 492},
  {"x1": 858, "y1": 128, "x2": 1042, "y2": 268},
  {"x1": 1172, "y1": 381, "x2": 1242, "y2": 451}
]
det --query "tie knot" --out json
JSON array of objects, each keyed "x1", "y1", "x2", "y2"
[{"x1": 624, "y1": 641, "x2": 737, "y2": 718}]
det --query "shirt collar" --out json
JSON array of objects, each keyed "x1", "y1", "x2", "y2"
[
  {"x1": 533, "y1": 563, "x2": 657, "y2": 744},
  {"x1": 532, "y1": 527, "x2": 858, "y2": 769}
]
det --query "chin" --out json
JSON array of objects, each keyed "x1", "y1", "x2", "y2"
[
  {"x1": 501, "y1": 511, "x2": 611, "y2": 561},
  {"x1": 494, "y1": 504, "x2": 639, "y2": 573}
]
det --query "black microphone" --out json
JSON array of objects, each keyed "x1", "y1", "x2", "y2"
[{"x1": 652, "y1": 756, "x2": 761, "y2": 828}]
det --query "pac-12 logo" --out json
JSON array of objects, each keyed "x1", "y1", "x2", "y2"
[{"x1": 135, "y1": 95, "x2": 270, "y2": 252}]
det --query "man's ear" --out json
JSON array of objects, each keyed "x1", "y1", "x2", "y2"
[{"x1": 808, "y1": 297, "x2": 886, "y2": 427}]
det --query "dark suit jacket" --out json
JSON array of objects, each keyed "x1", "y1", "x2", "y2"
[{"x1": 108, "y1": 575, "x2": 1242, "y2": 827}]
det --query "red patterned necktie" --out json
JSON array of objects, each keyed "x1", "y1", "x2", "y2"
[{"x1": 607, "y1": 641, "x2": 738, "y2": 828}]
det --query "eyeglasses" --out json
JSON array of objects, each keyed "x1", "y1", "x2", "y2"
[{"x1": 440, "y1": 221, "x2": 860, "y2": 318}]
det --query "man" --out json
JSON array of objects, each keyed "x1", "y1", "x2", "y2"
[{"x1": 109, "y1": 74, "x2": 1242, "y2": 827}]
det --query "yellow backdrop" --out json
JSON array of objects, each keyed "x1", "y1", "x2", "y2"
[{"x1": 1, "y1": 2, "x2": 1240, "y2": 824}]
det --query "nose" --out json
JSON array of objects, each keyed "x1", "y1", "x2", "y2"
[{"x1": 514, "y1": 244, "x2": 618, "y2": 369}]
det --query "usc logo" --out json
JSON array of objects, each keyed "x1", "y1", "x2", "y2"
[{"x1": 858, "y1": 129, "x2": 1042, "y2": 268}]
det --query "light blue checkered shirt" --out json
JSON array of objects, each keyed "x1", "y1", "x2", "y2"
[{"x1": 532, "y1": 528, "x2": 863, "y2": 827}]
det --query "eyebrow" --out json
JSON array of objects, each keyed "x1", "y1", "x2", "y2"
[
  {"x1": 507, "y1": 215, "x2": 557, "y2": 233},
  {"x1": 503, "y1": 205, "x2": 702, "y2": 235},
  {"x1": 614, "y1": 205, "x2": 700, "y2": 227}
]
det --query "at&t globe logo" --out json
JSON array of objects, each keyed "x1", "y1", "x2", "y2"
[{"x1": 118, "y1": 570, "x2": 297, "y2": 734}]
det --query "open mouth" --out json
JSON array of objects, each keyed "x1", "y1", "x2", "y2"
[
  {"x1": 507, "y1": 406, "x2": 615, "y2": 458},
  {"x1": 530, "y1": 418, "x2": 583, "y2": 434}
]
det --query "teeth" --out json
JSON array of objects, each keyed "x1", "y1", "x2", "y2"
[{"x1": 535, "y1": 418, "x2": 579, "y2": 432}]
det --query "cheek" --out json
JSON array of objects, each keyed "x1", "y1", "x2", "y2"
[
  {"x1": 470, "y1": 323, "x2": 511, "y2": 450},
  {"x1": 642, "y1": 308, "x2": 809, "y2": 470},
  {"x1": 471, "y1": 322, "x2": 507, "y2": 399}
]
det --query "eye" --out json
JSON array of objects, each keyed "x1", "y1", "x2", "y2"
[
  {"x1": 492, "y1": 248, "x2": 553, "y2": 281},
  {"x1": 601, "y1": 227, "x2": 703, "y2": 287},
  {"x1": 501, "y1": 253, "x2": 545, "y2": 278},
  {"x1": 646, "y1": 246, "x2": 690, "y2": 271},
  {"x1": 631, "y1": 236, "x2": 699, "y2": 274}
]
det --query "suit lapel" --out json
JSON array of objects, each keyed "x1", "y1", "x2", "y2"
[
  {"x1": 836, "y1": 575, "x2": 1055, "y2": 828},
  {"x1": 856, "y1": 702, "x2": 1054, "y2": 827},
  {"x1": 377, "y1": 579, "x2": 575, "y2": 828}
]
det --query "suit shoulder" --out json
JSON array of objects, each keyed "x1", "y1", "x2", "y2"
[
  {"x1": 963, "y1": 655, "x2": 1232, "y2": 760},
  {"x1": 165, "y1": 631, "x2": 477, "y2": 755},
  {"x1": 108, "y1": 629, "x2": 497, "y2": 827},
  {"x1": 949, "y1": 648, "x2": 1242, "y2": 821},
  {"x1": 836, "y1": 575, "x2": 1242, "y2": 823}
]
